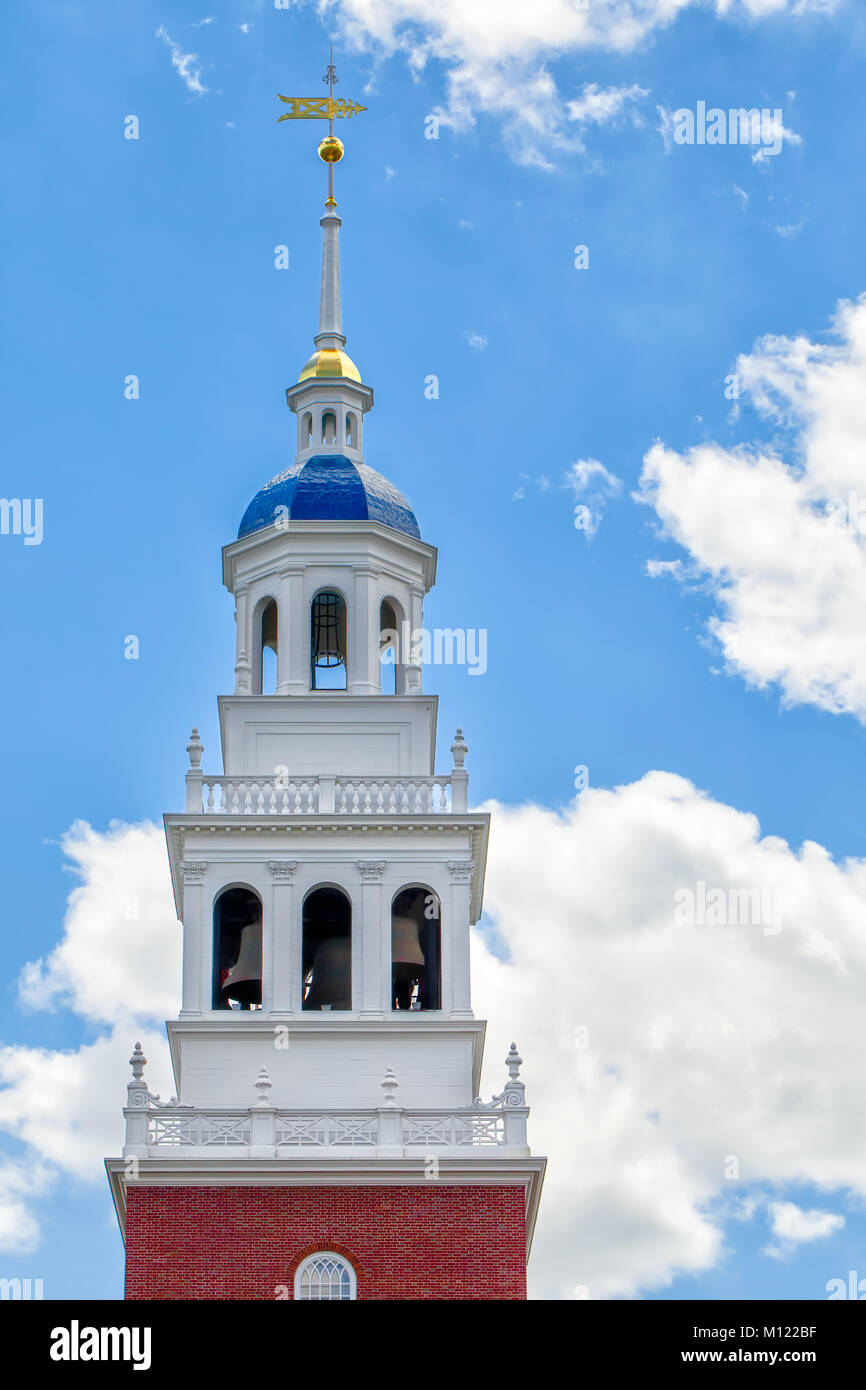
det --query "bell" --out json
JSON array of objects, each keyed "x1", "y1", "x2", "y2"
[
  {"x1": 305, "y1": 936, "x2": 351, "y2": 1010},
  {"x1": 391, "y1": 915, "x2": 425, "y2": 966},
  {"x1": 221, "y1": 920, "x2": 262, "y2": 1008},
  {"x1": 312, "y1": 592, "x2": 346, "y2": 668}
]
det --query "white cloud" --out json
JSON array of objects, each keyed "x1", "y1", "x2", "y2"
[
  {"x1": 3, "y1": 785, "x2": 864, "y2": 1293},
  {"x1": 463, "y1": 329, "x2": 488, "y2": 351},
  {"x1": 636, "y1": 293, "x2": 866, "y2": 722},
  {"x1": 0, "y1": 822, "x2": 180, "y2": 1250},
  {"x1": 326, "y1": 0, "x2": 836, "y2": 162},
  {"x1": 474, "y1": 773, "x2": 866, "y2": 1298},
  {"x1": 765, "y1": 1201, "x2": 844, "y2": 1257},
  {"x1": 156, "y1": 25, "x2": 208, "y2": 96}
]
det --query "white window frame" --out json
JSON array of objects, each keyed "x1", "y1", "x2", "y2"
[{"x1": 294, "y1": 1252, "x2": 357, "y2": 1301}]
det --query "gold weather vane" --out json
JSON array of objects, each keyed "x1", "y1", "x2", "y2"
[{"x1": 277, "y1": 47, "x2": 367, "y2": 206}]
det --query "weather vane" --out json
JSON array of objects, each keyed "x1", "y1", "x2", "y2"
[{"x1": 277, "y1": 46, "x2": 367, "y2": 206}]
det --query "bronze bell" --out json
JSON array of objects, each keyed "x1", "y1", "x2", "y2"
[
  {"x1": 305, "y1": 936, "x2": 351, "y2": 1010},
  {"x1": 221, "y1": 920, "x2": 262, "y2": 1008}
]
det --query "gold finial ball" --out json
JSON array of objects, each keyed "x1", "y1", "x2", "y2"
[{"x1": 318, "y1": 135, "x2": 344, "y2": 164}]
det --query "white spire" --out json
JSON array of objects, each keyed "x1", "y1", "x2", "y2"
[{"x1": 315, "y1": 204, "x2": 345, "y2": 351}]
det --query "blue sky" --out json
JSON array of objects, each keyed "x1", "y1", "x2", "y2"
[{"x1": 2, "y1": 0, "x2": 866, "y2": 1300}]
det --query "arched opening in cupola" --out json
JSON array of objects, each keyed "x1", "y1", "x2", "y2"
[
  {"x1": 391, "y1": 886, "x2": 441, "y2": 1011},
  {"x1": 379, "y1": 598, "x2": 399, "y2": 696},
  {"x1": 259, "y1": 598, "x2": 278, "y2": 695},
  {"x1": 345, "y1": 411, "x2": 357, "y2": 449},
  {"x1": 213, "y1": 887, "x2": 263, "y2": 1011},
  {"x1": 321, "y1": 410, "x2": 337, "y2": 446},
  {"x1": 302, "y1": 887, "x2": 352, "y2": 1011},
  {"x1": 302, "y1": 412, "x2": 313, "y2": 449},
  {"x1": 311, "y1": 589, "x2": 347, "y2": 690}
]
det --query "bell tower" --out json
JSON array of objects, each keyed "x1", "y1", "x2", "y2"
[{"x1": 105, "y1": 59, "x2": 545, "y2": 1302}]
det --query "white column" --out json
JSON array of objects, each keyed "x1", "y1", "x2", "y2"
[
  {"x1": 180, "y1": 863, "x2": 208, "y2": 1016},
  {"x1": 357, "y1": 861, "x2": 386, "y2": 1017},
  {"x1": 351, "y1": 566, "x2": 379, "y2": 695},
  {"x1": 447, "y1": 861, "x2": 475, "y2": 1018},
  {"x1": 234, "y1": 585, "x2": 251, "y2": 693},
  {"x1": 269, "y1": 862, "x2": 297, "y2": 1016},
  {"x1": 279, "y1": 567, "x2": 306, "y2": 694}
]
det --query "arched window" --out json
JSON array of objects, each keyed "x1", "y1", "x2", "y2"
[
  {"x1": 321, "y1": 410, "x2": 337, "y2": 446},
  {"x1": 379, "y1": 598, "x2": 399, "y2": 696},
  {"x1": 311, "y1": 590, "x2": 347, "y2": 690},
  {"x1": 345, "y1": 411, "x2": 357, "y2": 448},
  {"x1": 260, "y1": 599, "x2": 278, "y2": 695},
  {"x1": 302, "y1": 412, "x2": 313, "y2": 448},
  {"x1": 213, "y1": 887, "x2": 262, "y2": 1011},
  {"x1": 391, "y1": 887, "x2": 441, "y2": 1011},
  {"x1": 294, "y1": 1253, "x2": 357, "y2": 1301},
  {"x1": 302, "y1": 887, "x2": 351, "y2": 1010}
]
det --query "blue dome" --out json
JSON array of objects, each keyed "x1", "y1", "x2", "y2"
[{"x1": 238, "y1": 455, "x2": 421, "y2": 540}]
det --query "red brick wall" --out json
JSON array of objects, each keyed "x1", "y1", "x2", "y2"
[{"x1": 124, "y1": 1184, "x2": 527, "y2": 1300}]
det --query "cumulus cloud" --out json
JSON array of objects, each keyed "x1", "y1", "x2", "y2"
[
  {"x1": 3, "y1": 785, "x2": 863, "y2": 1295},
  {"x1": 635, "y1": 293, "x2": 866, "y2": 722},
  {"x1": 325, "y1": 0, "x2": 837, "y2": 162},
  {"x1": 764, "y1": 1200, "x2": 844, "y2": 1257},
  {"x1": 0, "y1": 822, "x2": 180, "y2": 1251},
  {"x1": 474, "y1": 773, "x2": 866, "y2": 1298}
]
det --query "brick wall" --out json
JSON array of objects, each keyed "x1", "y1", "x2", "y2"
[{"x1": 124, "y1": 1184, "x2": 527, "y2": 1300}]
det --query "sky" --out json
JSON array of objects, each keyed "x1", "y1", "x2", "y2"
[{"x1": 1, "y1": 0, "x2": 866, "y2": 1300}]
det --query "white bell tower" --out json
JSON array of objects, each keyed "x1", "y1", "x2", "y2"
[{"x1": 107, "y1": 61, "x2": 545, "y2": 1301}]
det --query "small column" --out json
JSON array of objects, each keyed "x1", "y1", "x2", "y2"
[
  {"x1": 377, "y1": 1066, "x2": 403, "y2": 1157},
  {"x1": 404, "y1": 584, "x2": 425, "y2": 693},
  {"x1": 450, "y1": 728, "x2": 468, "y2": 812},
  {"x1": 501, "y1": 1044, "x2": 529, "y2": 1150},
  {"x1": 234, "y1": 585, "x2": 251, "y2": 693},
  {"x1": 357, "y1": 860, "x2": 386, "y2": 1017},
  {"x1": 447, "y1": 860, "x2": 475, "y2": 1018},
  {"x1": 249, "y1": 1068, "x2": 276, "y2": 1158},
  {"x1": 269, "y1": 861, "x2": 297, "y2": 1017},
  {"x1": 180, "y1": 861, "x2": 208, "y2": 1016},
  {"x1": 185, "y1": 728, "x2": 204, "y2": 812},
  {"x1": 123, "y1": 1043, "x2": 151, "y2": 1158}
]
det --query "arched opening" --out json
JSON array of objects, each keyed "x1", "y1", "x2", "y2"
[
  {"x1": 321, "y1": 410, "x2": 337, "y2": 446},
  {"x1": 379, "y1": 598, "x2": 399, "y2": 696},
  {"x1": 302, "y1": 887, "x2": 351, "y2": 1011},
  {"x1": 260, "y1": 599, "x2": 278, "y2": 695},
  {"x1": 311, "y1": 590, "x2": 347, "y2": 690},
  {"x1": 391, "y1": 886, "x2": 441, "y2": 1011},
  {"x1": 294, "y1": 1253, "x2": 356, "y2": 1301},
  {"x1": 302, "y1": 412, "x2": 313, "y2": 448},
  {"x1": 345, "y1": 412, "x2": 357, "y2": 449},
  {"x1": 213, "y1": 887, "x2": 262, "y2": 1011}
]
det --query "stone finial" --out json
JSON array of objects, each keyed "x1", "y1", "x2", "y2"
[
  {"x1": 450, "y1": 727, "x2": 468, "y2": 769},
  {"x1": 254, "y1": 1067, "x2": 273, "y2": 1108},
  {"x1": 381, "y1": 1065, "x2": 399, "y2": 1108},
  {"x1": 505, "y1": 1042, "x2": 523, "y2": 1082},
  {"x1": 130, "y1": 1042, "x2": 147, "y2": 1080},
  {"x1": 186, "y1": 728, "x2": 203, "y2": 769}
]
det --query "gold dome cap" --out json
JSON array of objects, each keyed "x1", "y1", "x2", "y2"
[{"x1": 298, "y1": 347, "x2": 362, "y2": 382}]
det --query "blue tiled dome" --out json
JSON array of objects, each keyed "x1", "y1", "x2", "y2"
[{"x1": 238, "y1": 455, "x2": 421, "y2": 540}]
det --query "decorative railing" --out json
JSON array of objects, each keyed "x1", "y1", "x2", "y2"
[
  {"x1": 182, "y1": 726, "x2": 471, "y2": 814},
  {"x1": 192, "y1": 773, "x2": 456, "y2": 815},
  {"x1": 122, "y1": 1044, "x2": 530, "y2": 1161},
  {"x1": 125, "y1": 1106, "x2": 524, "y2": 1158}
]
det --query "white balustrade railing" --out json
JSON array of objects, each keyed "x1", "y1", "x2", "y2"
[
  {"x1": 124, "y1": 1104, "x2": 526, "y2": 1158},
  {"x1": 191, "y1": 773, "x2": 456, "y2": 815}
]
